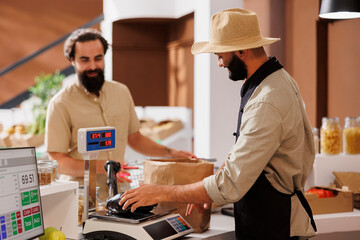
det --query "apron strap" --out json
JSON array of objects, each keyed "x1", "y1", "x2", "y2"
[{"x1": 295, "y1": 190, "x2": 317, "y2": 232}]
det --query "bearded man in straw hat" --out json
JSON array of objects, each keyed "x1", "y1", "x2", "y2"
[{"x1": 120, "y1": 8, "x2": 316, "y2": 239}]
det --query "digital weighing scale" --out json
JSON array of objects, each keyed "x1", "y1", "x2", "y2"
[
  {"x1": 78, "y1": 126, "x2": 116, "y2": 221},
  {"x1": 78, "y1": 127, "x2": 194, "y2": 240},
  {"x1": 83, "y1": 209, "x2": 193, "y2": 240}
]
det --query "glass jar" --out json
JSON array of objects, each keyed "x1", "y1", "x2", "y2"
[
  {"x1": 78, "y1": 186, "x2": 84, "y2": 226},
  {"x1": 96, "y1": 187, "x2": 106, "y2": 211},
  {"x1": 51, "y1": 160, "x2": 58, "y2": 182},
  {"x1": 343, "y1": 117, "x2": 360, "y2": 154},
  {"x1": 320, "y1": 117, "x2": 341, "y2": 155},
  {"x1": 38, "y1": 160, "x2": 58, "y2": 182},
  {"x1": 37, "y1": 161, "x2": 52, "y2": 185},
  {"x1": 312, "y1": 127, "x2": 320, "y2": 154}
]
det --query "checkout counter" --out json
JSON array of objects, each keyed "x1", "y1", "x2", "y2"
[
  {"x1": 37, "y1": 126, "x2": 360, "y2": 239},
  {"x1": 39, "y1": 155, "x2": 360, "y2": 240}
]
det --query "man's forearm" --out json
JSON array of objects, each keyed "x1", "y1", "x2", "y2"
[
  {"x1": 166, "y1": 181, "x2": 213, "y2": 204},
  {"x1": 48, "y1": 152, "x2": 107, "y2": 176}
]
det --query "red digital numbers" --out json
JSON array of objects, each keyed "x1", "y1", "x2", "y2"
[
  {"x1": 105, "y1": 132, "x2": 111, "y2": 138},
  {"x1": 100, "y1": 140, "x2": 112, "y2": 147},
  {"x1": 91, "y1": 133, "x2": 101, "y2": 139}
]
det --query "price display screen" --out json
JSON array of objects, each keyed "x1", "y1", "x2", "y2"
[
  {"x1": 0, "y1": 147, "x2": 44, "y2": 240},
  {"x1": 86, "y1": 129, "x2": 115, "y2": 152}
]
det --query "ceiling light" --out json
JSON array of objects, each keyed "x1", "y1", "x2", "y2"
[{"x1": 319, "y1": 0, "x2": 360, "y2": 19}]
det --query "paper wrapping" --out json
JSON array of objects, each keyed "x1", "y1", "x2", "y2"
[{"x1": 143, "y1": 158, "x2": 214, "y2": 233}]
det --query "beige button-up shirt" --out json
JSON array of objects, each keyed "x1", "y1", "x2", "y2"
[
  {"x1": 45, "y1": 79, "x2": 140, "y2": 162},
  {"x1": 203, "y1": 69, "x2": 316, "y2": 237}
]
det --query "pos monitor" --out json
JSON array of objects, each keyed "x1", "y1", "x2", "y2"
[{"x1": 0, "y1": 147, "x2": 44, "y2": 240}]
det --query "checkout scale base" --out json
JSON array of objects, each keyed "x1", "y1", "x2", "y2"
[{"x1": 83, "y1": 211, "x2": 193, "y2": 240}]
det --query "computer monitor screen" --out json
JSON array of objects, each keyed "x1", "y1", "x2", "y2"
[{"x1": 0, "y1": 147, "x2": 44, "y2": 240}]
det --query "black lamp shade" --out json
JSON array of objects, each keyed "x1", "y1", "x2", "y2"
[{"x1": 320, "y1": 0, "x2": 360, "y2": 19}]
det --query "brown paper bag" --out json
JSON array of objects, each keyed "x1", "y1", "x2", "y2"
[{"x1": 143, "y1": 158, "x2": 214, "y2": 233}]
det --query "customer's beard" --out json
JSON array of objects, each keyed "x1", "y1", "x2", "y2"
[
  {"x1": 227, "y1": 54, "x2": 247, "y2": 81},
  {"x1": 78, "y1": 68, "x2": 105, "y2": 96}
]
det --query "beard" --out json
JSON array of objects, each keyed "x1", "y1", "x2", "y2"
[
  {"x1": 78, "y1": 68, "x2": 105, "y2": 96},
  {"x1": 227, "y1": 53, "x2": 247, "y2": 81}
]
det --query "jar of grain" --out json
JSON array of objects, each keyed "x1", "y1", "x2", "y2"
[
  {"x1": 343, "y1": 117, "x2": 360, "y2": 154},
  {"x1": 38, "y1": 160, "x2": 58, "y2": 182},
  {"x1": 37, "y1": 161, "x2": 52, "y2": 185},
  {"x1": 320, "y1": 117, "x2": 341, "y2": 155}
]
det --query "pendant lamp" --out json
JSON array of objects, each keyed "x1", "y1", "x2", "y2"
[{"x1": 319, "y1": 0, "x2": 360, "y2": 19}]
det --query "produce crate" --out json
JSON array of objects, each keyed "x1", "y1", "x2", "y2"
[{"x1": 305, "y1": 186, "x2": 353, "y2": 214}]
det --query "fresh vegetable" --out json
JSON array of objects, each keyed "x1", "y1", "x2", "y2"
[{"x1": 306, "y1": 188, "x2": 334, "y2": 198}]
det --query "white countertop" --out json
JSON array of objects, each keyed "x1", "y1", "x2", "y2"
[
  {"x1": 183, "y1": 207, "x2": 360, "y2": 239},
  {"x1": 184, "y1": 207, "x2": 235, "y2": 239}
]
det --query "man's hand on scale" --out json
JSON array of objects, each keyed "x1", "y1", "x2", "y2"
[{"x1": 119, "y1": 184, "x2": 164, "y2": 212}]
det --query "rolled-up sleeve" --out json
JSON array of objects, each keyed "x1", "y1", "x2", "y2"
[
  {"x1": 203, "y1": 101, "x2": 284, "y2": 204},
  {"x1": 203, "y1": 175, "x2": 228, "y2": 205}
]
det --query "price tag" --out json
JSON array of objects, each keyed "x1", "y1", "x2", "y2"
[{"x1": 18, "y1": 170, "x2": 38, "y2": 189}]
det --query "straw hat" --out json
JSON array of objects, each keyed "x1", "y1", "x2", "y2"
[{"x1": 191, "y1": 8, "x2": 280, "y2": 54}]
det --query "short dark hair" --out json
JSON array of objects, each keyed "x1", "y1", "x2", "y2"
[{"x1": 64, "y1": 28, "x2": 109, "y2": 61}]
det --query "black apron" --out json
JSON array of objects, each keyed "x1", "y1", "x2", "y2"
[
  {"x1": 234, "y1": 172, "x2": 291, "y2": 239},
  {"x1": 234, "y1": 173, "x2": 317, "y2": 240},
  {"x1": 232, "y1": 58, "x2": 316, "y2": 239}
]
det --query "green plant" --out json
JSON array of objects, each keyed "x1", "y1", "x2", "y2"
[{"x1": 28, "y1": 71, "x2": 65, "y2": 135}]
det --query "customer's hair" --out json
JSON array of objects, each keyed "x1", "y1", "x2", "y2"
[{"x1": 64, "y1": 28, "x2": 109, "y2": 61}]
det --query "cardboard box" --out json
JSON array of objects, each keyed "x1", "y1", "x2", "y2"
[
  {"x1": 152, "y1": 119, "x2": 183, "y2": 140},
  {"x1": 9, "y1": 133, "x2": 44, "y2": 147},
  {"x1": 139, "y1": 118, "x2": 156, "y2": 128},
  {"x1": 305, "y1": 186, "x2": 353, "y2": 214},
  {"x1": 140, "y1": 119, "x2": 183, "y2": 140},
  {"x1": 333, "y1": 171, "x2": 360, "y2": 209},
  {"x1": 0, "y1": 132, "x2": 11, "y2": 147}
]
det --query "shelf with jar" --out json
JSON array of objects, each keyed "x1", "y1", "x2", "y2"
[{"x1": 312, "y1": 116, "x2": 360, "y2": 156}]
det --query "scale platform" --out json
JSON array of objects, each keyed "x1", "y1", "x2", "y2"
[
  {"x1": 88, "y1": 208, "x2": 172, "y2": 224},
  {"x1": 83, "y1": 208, "x2": 194, "y2": 240}
]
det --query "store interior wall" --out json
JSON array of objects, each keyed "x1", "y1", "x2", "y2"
[
  {"x1": 1, "y1": 0, "x2": 360, "y2": 160},
  {"x1": 111, "y1": 13, "x2": 194, "y2": 112},
  {"x1": 328, "y1": 19, "x2": 360, "y2": 126},
  {"x1": 284, "y1": 0, "x2": 318, "y2": 127},
  {"x1": 0, "y1": 0, "x2": 103, "y2": 106},
  {"x1": 103, "y1": 0, "x2": 242, "y2": 166}
]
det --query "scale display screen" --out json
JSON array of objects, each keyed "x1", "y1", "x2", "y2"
[
  {"x1": 0, "y1": 147, "x2": 44, "y2": 240},
  {"x1": 85, "y1": 129, "x2": 115, "y2": 152},
  {"x1": 143, "y1": 215, "x2": 191, "y2": 240}
]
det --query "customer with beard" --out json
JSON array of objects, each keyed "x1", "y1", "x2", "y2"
[
  {"x1": 120, "y1": 9, "x2": 317, "y2": 239},
  {"x1": 45, "y1": 28, "x2": 196, "y2": 201}
]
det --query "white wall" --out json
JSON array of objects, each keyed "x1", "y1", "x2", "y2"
[{"x1": 103, "y1": 0, "x2": 243, "y2": 167}]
